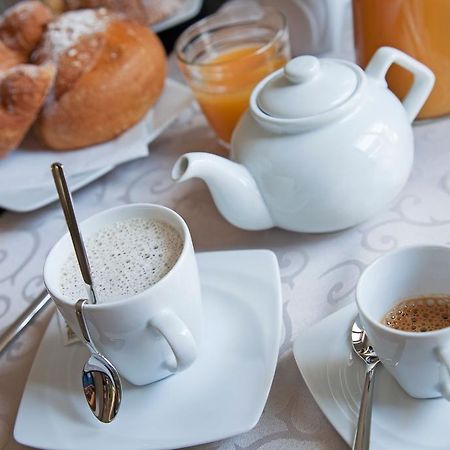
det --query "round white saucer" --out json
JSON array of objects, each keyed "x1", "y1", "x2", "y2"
[
  {"x1": 294, "y1": 303, "x2": 450, "y2": 450},
  {"x1": 14, "y1": 250, "x2": 282, "y2": 450}
]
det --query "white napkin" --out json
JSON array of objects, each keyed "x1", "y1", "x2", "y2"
[{"x1": 0, "y1": 79, "x2": 192, "y2": 191}]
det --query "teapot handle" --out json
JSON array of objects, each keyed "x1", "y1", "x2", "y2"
[{"x1": 365, "y1": 46, "x2": 435, "y2": 122}]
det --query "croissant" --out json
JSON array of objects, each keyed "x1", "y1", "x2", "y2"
[
  {"x1": 0, "y1": 64, "x2": 55, "y2": 158},
  {"x1": 0, "y1": 40, "x2": 22, "y2": 71},
  {"x1": 0, "y1": 1, "x2": 53, "y2": 67}
]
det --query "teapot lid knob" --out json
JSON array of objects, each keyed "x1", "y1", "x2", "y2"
[{"x1": 284, "y1": 56, "x2": 320, "y2": 84}]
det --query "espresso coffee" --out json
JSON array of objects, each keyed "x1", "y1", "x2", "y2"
[
  {"x1": 60, "y1": 217, "x2": 183, "y2": 302},
  {"x1": 381, "y1": 295, "x2": 450, "y2": 332}
]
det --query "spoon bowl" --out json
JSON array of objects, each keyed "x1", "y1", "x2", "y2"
[
  {"x1": 82, "y1": 354, "x2": 122, "y2": 423},
  {"x1": 76, "y1": 299, "x2": 122, "y2": 423}
]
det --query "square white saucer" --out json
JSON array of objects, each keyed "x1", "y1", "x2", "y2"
[
  {"x1": 14, "y1": 250, "x2": 282, "y2": 450},
  {"x1": 294, "y1": 303, "x2": 450, "y2": 450}
]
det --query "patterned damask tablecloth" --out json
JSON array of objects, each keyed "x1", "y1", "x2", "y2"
[{"x1": 2, "y1": 20, "x2": 450, "y2": 450}]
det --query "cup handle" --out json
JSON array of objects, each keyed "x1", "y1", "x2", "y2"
[
  {"x1": 364, "y1": 46, "x2": 435, "y2": 123},
  {"x1": 437, "y1": 347, "x2": 450, "y2": 400},
  {"x1": 148, "y1": 310, "x2": 197, "y2": 373}
]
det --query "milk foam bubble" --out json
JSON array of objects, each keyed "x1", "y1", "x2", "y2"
[{"x1": 60, "y1": 217, "x2": 183, "y2": 302}]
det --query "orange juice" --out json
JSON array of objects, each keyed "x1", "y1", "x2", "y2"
[
  {"x1": 353, "y1": 0, "x2": 450, "y2": 119},
  {"x1": 190, "y1": 45, "x2": 288, "y2": 143},
  {"x1": 175, "y1": 4, "x2": 290, "y2": 145}
]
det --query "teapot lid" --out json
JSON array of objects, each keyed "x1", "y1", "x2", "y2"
[{"x1": 256, "y1": 55, "x2": 361, "y2": 119}]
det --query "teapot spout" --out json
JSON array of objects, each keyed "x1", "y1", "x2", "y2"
[{"x1": 172, "y1": 152, "x2": 273, "y2": 230}]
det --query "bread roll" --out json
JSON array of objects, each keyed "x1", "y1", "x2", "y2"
[
  {"x1": 0, "y1": 64, "x2": 55, "y2": 157},
  {"x1": 33, "y1": 8, "x2": 166, "y2": 150},
  {"x1": 0, "y1": 1, "x2": 53, "y2": 65}
]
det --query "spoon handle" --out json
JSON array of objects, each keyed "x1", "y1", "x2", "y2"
[
  {"x1": 75, "y1": 299, "x2": 96, "y2": 354},
  {"x1": 352, "y1": 364, "x2": 377, "y2": 450},
  {"x1": 51, "y1": 162, "x2": 97, "y2": 304},
  {"x1": 74, "y1": 299, "x2": 106, "y2": 358}
]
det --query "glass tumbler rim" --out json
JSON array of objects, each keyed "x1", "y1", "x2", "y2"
[{"x1": 175, "y1": 3, "x2": 288, "y2": 68}]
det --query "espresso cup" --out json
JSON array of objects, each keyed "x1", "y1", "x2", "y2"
[
  {"x1": 356, "y1": 245, "x2": 450, "y2": 399},
  {"x1": 44, "y1": 203, "x2": 202, "y2": 386}
]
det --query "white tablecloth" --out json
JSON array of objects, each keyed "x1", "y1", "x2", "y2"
[{"x1": 2, "y1": 12, "x2": 450, "y2": 450}]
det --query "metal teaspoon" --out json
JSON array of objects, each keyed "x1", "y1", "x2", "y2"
[
  {"x1": 75, "y1": 299, "x2": 122, "y2": 423},
  {"x1": 51, "y1": 162, "x2": 121, "y2": 422},
  {"x1": 351, "y1": 317, "x2": 380, "y2": 450}
]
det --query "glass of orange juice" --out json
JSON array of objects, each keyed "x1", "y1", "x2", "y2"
[{"x1": 175, "y1": 3, "x2": 290, "y2": 146}]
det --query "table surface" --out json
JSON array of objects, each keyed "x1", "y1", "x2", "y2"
[{"x1": 1, "y1": 5, "x2": 450, "y2": 450}]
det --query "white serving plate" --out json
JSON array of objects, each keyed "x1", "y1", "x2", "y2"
[
  {"x1": 0, "y1": 1, "x2": 202, "y2": 33},
  {"x1": 152, "y1": 0, "x2": 203, "y2": 33},
  {"x1": 14, "y1": 250, "x2": 282, "y2": 450}
]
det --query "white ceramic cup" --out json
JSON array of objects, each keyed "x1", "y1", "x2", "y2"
[
  {"x1": 356, "y1": 245, "x2": 450, "y2": 399},
  {"x1": 44, "y1": 204, "x2": 202, "y2": 386}
]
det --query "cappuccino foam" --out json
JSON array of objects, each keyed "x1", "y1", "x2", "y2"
[{"x1": 60, "y1": 217, "x2": 183, "y2": 302}]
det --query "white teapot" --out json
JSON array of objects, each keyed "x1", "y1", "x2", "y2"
[{"x1": 172, "y1": 47, "x2": 435, "y2": 233}]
